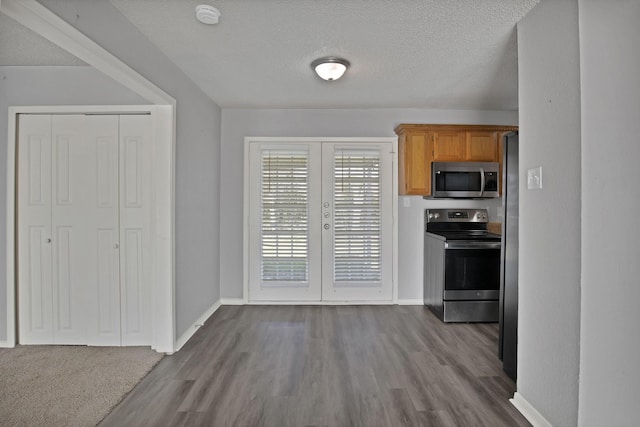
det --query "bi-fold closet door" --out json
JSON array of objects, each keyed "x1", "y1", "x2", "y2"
[{"x1": 17, "y1": 114, "x2": 151, "y2": 346}]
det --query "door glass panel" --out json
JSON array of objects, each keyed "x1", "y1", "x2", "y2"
[
  {"x1": 260, "y1": 150, "x2": 309, "y2": 285},
  {"x1": 333, "y1": 149, "x2": 381, "y2": 284}
]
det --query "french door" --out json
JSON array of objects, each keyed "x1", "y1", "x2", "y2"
[{"x1": 247, "y1": 139, "x2": 394, "y2": 302}]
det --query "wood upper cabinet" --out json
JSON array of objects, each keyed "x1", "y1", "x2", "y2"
[
  {"x1": 395, "y1": 124, "x2": 518, "y2": 196},
  {"x1": 466, "y1": 131, "x2": 498, "y2": 161},
  {"x1": 398, "y1": 130, "x2": 431, "y2": 195},
  {"x1": 433, "y1": 131, "x2": 466, "y2": 161}
]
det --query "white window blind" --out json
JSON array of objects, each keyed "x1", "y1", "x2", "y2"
[
  {"x1": 260, "y1": 150, "x2": 309, "y2": 285},
  {"x1": 333, "y1": 149, "x2": 382, "y2": 283}
]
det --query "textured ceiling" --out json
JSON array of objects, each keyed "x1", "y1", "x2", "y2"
[
  {"x1": 1, "y1": 1, "x2": 540, "y2": 110},
  {"x1": 0, "y1": 12, "x2": 86, "y2": 66},
  {"x1": 110, "y1": 0, "x2": 539, "y2": 110}
]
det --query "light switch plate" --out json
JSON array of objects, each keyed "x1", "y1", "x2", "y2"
[
  {"x1": 403, "y1": 198, "x2": 411, "y2": 208},
  {"x1": 527, "y1": 166, "x2": 543, "y2": 190}
]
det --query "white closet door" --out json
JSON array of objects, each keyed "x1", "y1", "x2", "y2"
[
  {"x1": 79, "y1": 115, "x2": 121, "y2": 346},
  {"x1": 18, "y1": 114, "x2": 151, "y2": 346},
  {"x1": 248, "y1": 143, "x2": 322, "y2": 301},
  {"x1": 118, "y1": 115, "x2": 152, "y2": 345},
  {"x1": 18, "y1": 115, "x2": 54, "y2": 344},
  {"x1": 321, "y1": 143, "x2": 393, "y2": 301}
]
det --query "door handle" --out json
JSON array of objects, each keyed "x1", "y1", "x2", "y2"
[
  {"x1": 45, "y1": 238, "x2": 51, "y2": 244},
  {"x1": 114, "y1": 243, "x2": 119, "y2": 249},
  {"x1": 479, "y1": 168, "x2": 485, "y2": 197}
]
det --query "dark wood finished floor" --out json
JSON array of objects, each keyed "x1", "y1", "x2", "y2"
[{"x1": 100, "y1": 305, "x2": 530, "y2": 427}]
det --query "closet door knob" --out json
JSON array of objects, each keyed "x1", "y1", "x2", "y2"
[
  {"x1": 45, "y1": 238, "x2": 51, "y2": 243},
  {"x1": 114, "y1": 243, "x2": 119, "y2": 249}
]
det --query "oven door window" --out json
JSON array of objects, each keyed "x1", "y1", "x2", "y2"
[{"x1": 444, "y1": 248, "x2": 500, "y2": 291}]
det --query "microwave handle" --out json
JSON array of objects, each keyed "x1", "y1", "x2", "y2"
[{"x1": 479, "y1": 168, "x2": 485, "y2": 197}]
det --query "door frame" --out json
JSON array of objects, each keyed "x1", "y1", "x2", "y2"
[
  {"x1": 1, "y1": 0, "x2": 176, "y2": 352},
  {"x1": 243, "y1": 137, "x2": 398, "y2": 304}
]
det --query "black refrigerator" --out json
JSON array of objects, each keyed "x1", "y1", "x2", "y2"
[{"x1": 499, "y1": 132, "x2": 518, "y2": 382}]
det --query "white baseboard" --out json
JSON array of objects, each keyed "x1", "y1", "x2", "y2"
[
  {"x1": 174, "y1": 299, "x2": 221, "y2": 352},
  {"x1": 510, "y1": 392, "x2": 553, "y2": 427},
  {"x1": 246, "y1": 300, "x2": 394, "y2": 305},
  {"x1": 0, "y1": 340, "x2": 15, "y2": 348},
  {"x1": 220, "y1": 298, "x2": 244, "y2": 305},
  {"x1": 219, "y1": 298, "x2": 423, "y2": 306},
  {"x1": 397, "y1": 299, "x2": 424, "y2": 305}
]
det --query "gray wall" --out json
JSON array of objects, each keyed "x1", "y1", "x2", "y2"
[
  {"x1": 517, "y1": 0, "x2": 582, "y2": 425},
  {"x1": 578, "y1": 0, "x2": 640, "y2": 425},
  {"x1": 0, "y1": 65, "x2": 146, "y2": 342},
  {"x1": 518, "y1": 1, "x2": 640, "y2": 424},
  {"x1": 17, "y1": 0, "x2": 222, "y2": 339},
  {"x1": 220, "y1": 108, "x2": 517, "y2": 300}
]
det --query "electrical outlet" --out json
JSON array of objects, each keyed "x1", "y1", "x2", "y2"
[
  {"x1": 527, "y1": 166, "x2": 543, "y2": 190},
  {"x1": 403, "y1": 198, "x2": 411, "y2": 208}
]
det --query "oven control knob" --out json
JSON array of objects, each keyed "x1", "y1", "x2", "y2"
[{"x1": 433, "y1": 213, "x2": 440, "y2": 220}]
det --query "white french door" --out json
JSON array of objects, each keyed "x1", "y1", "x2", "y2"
[
  {"x1": 17, "y1": 114, "x2": 151, "y2": 346},
  {"x1": 321, "y1": 143, "x2": 393, "y2": 301},
  {"x1": 247, "y1": 139, "x2": 394, "y2": 302}
]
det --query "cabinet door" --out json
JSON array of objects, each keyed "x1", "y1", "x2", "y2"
[
  {"x1": 466, "y1": 131, "x2": 498, "y2": 161},
  {"x1": 401, "y1": 132, "x2": 432, "y2": 195},
  {"x1": 433, "y1": 131, "x2": 465, "y2": 161}
]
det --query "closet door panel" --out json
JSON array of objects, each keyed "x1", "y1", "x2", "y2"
[
  {"x1": 96, "y1": 229, "x2": 119, "y2": 339},
  {"x1": 50, "y1": 115, "x2": 119, "y2": 345},
  {"x1": 82, "y1": 115, "x2": 121, "y2": 346},
  {"x1": 18, "y1": 115, "x2": 53, "y2": 344},
  {"x1": 119, "y1": 115, "x2": 152, "y2": 345},
  {"x1": 50, "y1": 116, "x2": 85, "y2": 343},
  {"x1": 55, "y1": 226, "x2": 73, "y2": 331},
  {"x1": 123, "y1": 228, "x2": 144, "y2": 338}
]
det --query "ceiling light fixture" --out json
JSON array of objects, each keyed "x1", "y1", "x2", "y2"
[
  {"x1": 311, "y1": 57, "x2": 350, "y2": 81},
  {"x1": 195, "y1": 5, "x2": 221, "y2": 25}
]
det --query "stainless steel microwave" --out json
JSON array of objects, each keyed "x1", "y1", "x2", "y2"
[{"x1": 431, "y1": 161, "x2": 500, "y2": 198}]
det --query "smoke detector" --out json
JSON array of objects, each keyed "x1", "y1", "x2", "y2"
[{"x1": 195, "y1": 5, "x2": 220, "y2": 25}]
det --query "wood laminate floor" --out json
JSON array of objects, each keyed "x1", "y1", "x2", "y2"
[{"x1": 101, "y1": 305, "x2": 530, "y2": 427}]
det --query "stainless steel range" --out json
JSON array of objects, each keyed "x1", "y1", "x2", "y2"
[{"x1": 423, "y1": 208, "x2": 501, "y2": 322}]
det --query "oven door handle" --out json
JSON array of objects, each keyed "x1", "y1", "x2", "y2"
[{"x1": 445, "y1": 241, "x2": 501, "y2": 250}]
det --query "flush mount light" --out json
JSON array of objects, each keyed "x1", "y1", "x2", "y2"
[
  {"x1": 311, "y1": 57, "x2": 350, "y2": 81},
  {"x1": 195, "y1": 5, "x2": 220, "y2": 25}
]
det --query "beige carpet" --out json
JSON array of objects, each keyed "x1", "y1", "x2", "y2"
[{"x1": 0, "y1": 345, "x2": 163, "y2": 426}]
